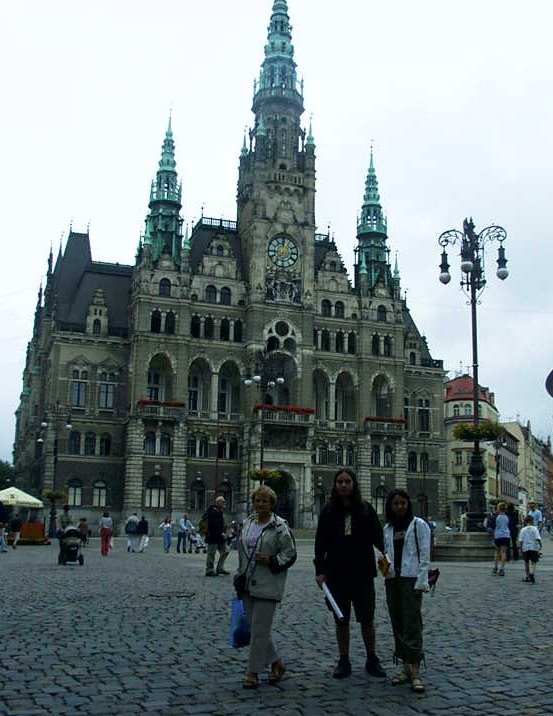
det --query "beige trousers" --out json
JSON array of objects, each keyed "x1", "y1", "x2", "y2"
[{"x1": 242, "y1": 595, "x2": 278, "y2": 673}]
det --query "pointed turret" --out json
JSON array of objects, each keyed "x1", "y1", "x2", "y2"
[
  {"x1": 142, "y1": 117, "x2": 184, "y2": 265},
  {"x1": 356, "y1": 147, "x2": 393, "y2": 296}
]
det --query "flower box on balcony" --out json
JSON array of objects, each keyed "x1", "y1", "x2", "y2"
[
  {"x1": 253, "y1": 404, "x2": 316, "y2": 415},
  {"x1": 364, "y1": 416, "x2": 406, "y2": 424}
]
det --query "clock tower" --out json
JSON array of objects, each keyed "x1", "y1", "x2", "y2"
[{"x1": 237, "y1": 0, "x2": 316, "y2": 308}]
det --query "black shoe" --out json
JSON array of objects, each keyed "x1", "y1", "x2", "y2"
[
  {"x1": 332, "y1": 656, "x2": 352, "y2": 679},
  {"x1": 205, "y1": 571, "x2": 218, "y2": 577},
  {"x1": 217, "y1": 569, "x2": 230, "y2": 575},
  {"x1": 530, "y1": 574, "x2": 536, "y2": 583},
  {"x1": 365, "y1": 654, "x2": 387, "y2": 678}
]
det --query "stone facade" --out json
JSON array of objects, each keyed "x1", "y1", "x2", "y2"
[{"x1": 13, "y1": 0, "x2": 445, "y2": 531}]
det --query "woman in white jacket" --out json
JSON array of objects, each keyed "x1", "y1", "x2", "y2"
[{"x1": 380, "y1": 489, "x2": 430, "y2": 694}]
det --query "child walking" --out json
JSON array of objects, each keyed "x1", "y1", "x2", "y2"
[{"x1": 518, "y1": 515, "x2": 542, "y2": 583}]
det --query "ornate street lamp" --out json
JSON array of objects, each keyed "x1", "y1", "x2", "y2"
[
  {"x1": 438, "y1": 217, "x2": 508, "y2": 531},
  {"x1": 243, "y1": 371, "x2": 285, "y2": 470}
]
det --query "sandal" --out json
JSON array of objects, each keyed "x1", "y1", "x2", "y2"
[
  {"x1": 242, "y1": 673, "x2": 258, "y2": 689},
  {"x1": 268, "y1": 660, "x2": 286, "y2": 685},
  {"x1": 411, "y1": 677, "x2": 425, "y2": 693},
  {"x1": 391, "y1": 672, "x2": 411, "y2": 686}
]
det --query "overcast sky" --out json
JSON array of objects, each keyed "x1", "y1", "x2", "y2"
[{"x1": 1, "y1": 0, "x2": 552, "y2": 462}]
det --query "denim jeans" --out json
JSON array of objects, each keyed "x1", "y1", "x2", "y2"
[{"x1": 163, "y1": 531, "x2": 172, "y2": 553}]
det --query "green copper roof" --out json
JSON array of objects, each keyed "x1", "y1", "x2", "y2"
[
  {"x1": 306, "y1": 115, "x2": 314, "y2": 146},
  {"x1": 357, "y1": 146, "x2": 387, "y2": 236}
]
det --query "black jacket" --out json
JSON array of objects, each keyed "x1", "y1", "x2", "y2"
[
  {"x1": 205, "y1": 505, "x2": 225, "y2": 544},
  {"x1": 314, "y1": 501, "x2": 383, "y2": 579},
  {"x1": 137, "y1": 519, "x2": 149, "y2": 536}
]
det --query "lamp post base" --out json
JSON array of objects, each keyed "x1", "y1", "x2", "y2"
[{"x1": 467, "y1": 448, "x2": 487, "y2": 533}]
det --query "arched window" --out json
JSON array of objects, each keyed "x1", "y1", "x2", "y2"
[
  {"x1": 220, "y1": 287, "x2": 231, "y2": 306},
  {"x1": 187, "y1": 437, "x2": 197, "y2": 457},
  {"x1": 71, "y1": 370, "x2": 87, "y2": 408},
  {"x1": 464, "y1": 404, "x2": 472, "y2": 416},
  {"x1": 92, "y1": 319, "x2": 101, "y2": 336},
  {"x1": 151, "y1": 310, "x2": 161, "y2": 333},
  {"x1": 229, "y1": 438, "x2": 238, "y2": 460},
  {"x1": 335, "y1": 302, "x2": 345, "y2": 319},
  {"x1": 321, "y1": 299, "x2": 332, "y2": 317},
  {"x1": 145, "y1": 477, "x2": 165, "y2": 509},
  {"x1": 189, "y1": 480, "x2": 205, "y2": 511},
  {"x1": 205, "y1": 285, "x2": 217, "y2": 304},
  {"x1": 335, "y1": 332, "x2": 344, "y2": 353},
  {"x1": 348, "y1": 333, "x2": 356, "y2": 355},
  {"x1": 159, "y1": 278, "x2": 171, "y2": 297},
  {"x1": 199, "y1": 435, "x2": 209, "y2": 458},
  {"x1": 84, "y1": 432, "x2": 96, "y2": 456},
  {"x1": 372, "y1": 334, "x2": 380, "y2": 356},
  {"x1": 346, "y1": 445, "x2": 355, "y2": 466},
  {"x1": 319, "y1": 444, "x2": 328, "y2": 464},
  {"x1": 217, "y1": 437, "x2": 226, "y2": 460},
  {"x1": 98, "y1": 373, "x2": 115, "y2": 409},
  {"x1": 165, "y1": 311, "x2": 176, "y2": 335},
  {"x1": 374, "y1": 484, "x2": 389, "y2": 516},
  {"x1": 335, "y1": 445, "x2": 344, "y2": 466},
  {"x1": 220, "y1": 318, "x2": 230, "y2": 341},
  {"x1": 408, "y1": 451, "x2": 418, "y2": 472},
  {"x1": 68, "y1": 431, "x2": 81, "y2": 455},
  {"x1": 418, "y1": 399, "x2": 430, "y2": 431},
  {"x1": 377, "y1": 305, "x2": 387, "y2": 322},
  {"x1": 384, "y1": 446, "x2": 393, "y2": 467},
  {"x1": 453, "y1": 404, "x2": 460, "y2": 417},
  {"x1": 204, "y1": 317, "x2": 214, "y2": 340},
  {"x1": 329, "y1": 261, "x2": 337, "y2": 271},
  {"x1": 383, "y1": 337, "x2": 392, "y2": 357},
  {"x1": 233, "y1": 320, "x2": 243, "y2": 343},
  {"x1": 371, "y1": 444, "x2": 381, "y2": 467},
  {"x1": 99, "y1": 433, "x2": 111, "y2": 456},
  {"x1": 267, "y1": 336, "x2": 279, "y2": 352},
  {"x1": 144, "y1": 431, "x2": 156, "y2": 455},
  {"x1": 409, "y1": 352, "x2": 417, "y2": 365},
  {"x1": 420, "y1": 452, "x2": 429, "y2": 473},
  {"x1": 93, "y1": 480, "x2": 107, "y2": 507},
  {"x1": 191, "y1": 315, "x2": 201, "y2": 338},
  {"x1": 321, "y1": 330, "x2": 331, "y2": 351},
  {"x1": 160, "y1": 433, "x2": 171, "y2": 456},
  {"x1": 67, "y1": 479, "x2": 82, "y2": 507}
]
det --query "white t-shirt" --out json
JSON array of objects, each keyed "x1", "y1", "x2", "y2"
[
  {"x1": 246, "y1": 521, "x2": 266, "y2": 557},
  {"x1": 519, "y1": 525, "x2": 541, "y2": 552},
  {"x1": 527, "y1": 509, "x2": 542, "y2": 527}
]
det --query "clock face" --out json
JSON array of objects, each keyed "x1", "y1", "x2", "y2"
[{"x1": 268, "y1": 235, "x2": 299, "y2": 269}]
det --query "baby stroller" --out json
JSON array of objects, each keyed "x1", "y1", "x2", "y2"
[
  {"x1": 58, "y1": 527, "x2": 84, "y2": 566},
  {"x1": 189, "y1": 531, "x2": 207, "y2": 554}
]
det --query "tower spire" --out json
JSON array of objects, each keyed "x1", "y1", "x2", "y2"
[{"x1": 358, "y1": 145, "x2": 386, "y2": 235}]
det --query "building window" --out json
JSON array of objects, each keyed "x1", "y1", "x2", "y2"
[
  {"x1": 335, "y1": 445, "x2": 344, "y2": 466},
  {"x1": 408, "y1": 451, "x2": 418, "y2": 472},
  {"x1": 383, "y1": 336, "x2": 392, "y2": 357},
  {"x1": 229, "y1": 438, "x2": 238, "y2": 460},
  {"x1": 321, "y1": 330, "x2": 331, "y2": 351},
  {"x1": 220, "y1": 287, "x2": 231, "y2": 305},
  {"x1": 144, "y1": 431, "x2": 156, "y2": 455},
  {"x1": 68, "y1": 431, "x2": 81, "y2": 455},
  {"x1": 99, "y1": 434, "x2": 111, "y2": 456},
  {"x1": 418, "y1": 399, "x2": 430, "y2": 432},
  {"x1": 191, "y1": 315, "x2": 201, "y2": 338},
  {"x1": 347, "y1": 333, "x2": 356, "y2": 355},
  {"x1": 335, "y1": 332, "x2": 344, "y2": 353},
  {"x1": 92, "y1": 319, "x2": 101, "y2": 336},
  {"x1": 187, "y1": 437, "x2": 197, "y2": 457},
  {"x1": 335, "y1": 302, "x2": 345, "y2": 319},
  {"x1": 453, "y1": 404, "x2": 460, "y2": 417},
  {"x1": 420, "y1": 452, "x2": 429, "y2": 473},
  {"x1": 233, "y1": 320, "x2": 243, "y2": 343},
  {"x1": 160, "y1": 433, "x2": 171, "y2": 456},
  {"x1": 165, "y1": 311, "x2": 176, "y2": 335},
  {"x1": 93, "y1": 480, "x2": 107, "y2": 507},
  {"x1": 205, "y1": 285, "x2": 217, "y2": 303},
  {"x1": 371, "y1": 445, "x2": 381, "y2": 467},
  {"x1": 159, "y1": 278, "x2": 171, "y2": 297},
  {"x1": 321, "y1": 299, "x2": 332, "y2": 317},
  {"x1": 84, "y1": 432, "x2": 96, "y2": 456},
  {"x1": 199, "y1": 435, "x2": 209, "y2": 458},
  {"x1": 189, "y1": 481, "x2": 205, "y2": 511},
  {"x1": 346, "y1": 445, "x2": 355, "y2": 466},
  {"x1": 455, "y1": 475, "x2": 463, "y2": 492},
  {"x1": 98, "y1": 374, "x2": 115, "y2": 409},
  {"x1": 71, "y1": 369, "x2": 87, "y2": 408},
  {"x1": 384, "y1": 446, "x2": 393, "y2": 467},
  {"x1": 145, "y1": 477, "x2": 166, "y2": 509},
  {"x1": 216, "y1": 245, "x2": 224, "y2": 257},
  {"x1": 464, "y1": 404, "x2": 472, "y2": 416},
  {"x1": 455, "y1": 450, "x2": 462, "y2": 465},
  {"x1": 409, "y1": 352, "x2": 416, "y2": 365},
  {"x1": 220, "y1": 318, "x2": 230, "y2": 341},
  {"x1": 67, "y1": 479, "x2": 82, "y2": 507},
  {"x1": 204, "y1": 317, "x2": 214, "y2": 340},
  {"x1": 147, "y1": 370, "x2": 161, "y2": 401},
  {"x1": 217, "y1": 438, "x2": 226, "y2": 460},
  {"x1": 377, "y1": 305, "x2": 387, "y2": 322},
  {"x1": 151, "y1": 310, "x2": 162, "y2": 333}
]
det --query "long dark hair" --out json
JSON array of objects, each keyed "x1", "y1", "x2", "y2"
[
  {"x1": 384, "y1": 489, "x2": 414, "y2": 524},
  {"x1": 328, "y1": 469, "x2": 363, "y2": 512}
]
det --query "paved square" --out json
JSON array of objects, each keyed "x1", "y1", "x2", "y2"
[{"x1": 2, "y1": 538, "x2": 552, "y2": 715}]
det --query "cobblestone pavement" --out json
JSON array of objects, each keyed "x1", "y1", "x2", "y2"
[{"x1": 2, "y1": 537, "x2": 553, "y2": 716}]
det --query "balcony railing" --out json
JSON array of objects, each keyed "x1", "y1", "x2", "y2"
[
  {"x1": 365, "y1": 416, "x2": 406, "y2": 434},
  {"x1": 254, "y1": 404, "x2": 315, "y2": 425},
  {"x1": 137, "y1": 400, "x2": 186, "y2": 421}
]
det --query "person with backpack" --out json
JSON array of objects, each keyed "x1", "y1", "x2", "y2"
[
  {"x1": 379, "y1": 488, "x2": 430, "y2": 694},
  {"x1": 124, "y1": 513, "x2": 140, "y2": 553},
  {"x1": 235, "y1": 485, "x2": 297, "y2": 689},
  {"x1": 314, "y1": 469, "x2": 387, "y2": 681},
  {"x1": 204, "y1": 496, "x2": 230, "y2": 576}
]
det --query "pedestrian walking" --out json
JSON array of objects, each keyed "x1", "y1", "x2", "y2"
[
  {"x1": 492, "y1": 502, "x2": 510, "y2": 576},
  {"x1": 177, "y1": 514, "x2": 193, "y2": 553},
  {"x1": 137, "y1": 515, "x2": 149, "y2": 552},
  {"x1": 0, "y1": 521, "x2": 8, "y2": 552},
  {"x1": 314, "y1": 469, "x2": 386, "y2": 680},
  {"x1": 519, "y1": 515, "x2": 542, "y2": 583},
  {"x1": 205, "y1": 496, "x2": 230, "y2": 576},
  {"x1": 380, "y1": 489, "x2": 430, "y2": 694},
  {"x1": 10, "y1": 514, "x2": 22, "y2": 549},
  {"x1": 99, "y1": 511, "x2": 113, "y2": 556},
  {"x1": 124, "y1": 513, "x2": 140, "y2": 552},
  {"x1": 526, "y1": 502, "x2": 543, "y2": 534},
  {"x1": 506, "y1": 503, "x2": 519, "y2": 561},
  {"x1": 159, "y1": 516, "x2": 173, "y2": 553},
  {"x1": 235, "y1": 485, "x2": 297, "y2": 689}
]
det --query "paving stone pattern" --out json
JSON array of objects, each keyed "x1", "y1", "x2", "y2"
[{"x1": 1, "y1": 538, "x2": 552, "y2": 715}]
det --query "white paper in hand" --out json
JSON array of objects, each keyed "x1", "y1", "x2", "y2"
[{"x1": 322, "y1": 582, "x2": 345, "y2": 621}]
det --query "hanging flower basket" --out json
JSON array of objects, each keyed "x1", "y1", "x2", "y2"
[
  {"x1": 248, "y1": 468, "x2": 282, "y2": 482},
  {"x1": 43, "y1": 489, "x2": 67, "y2": 502},
  {"x1": 453, "y1": 421, "x2": 500, "y2": 442}
]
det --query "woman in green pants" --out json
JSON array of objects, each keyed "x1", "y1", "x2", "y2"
[{"x1": 380, "y1": 489, "x2": 430, "y2": 693}]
